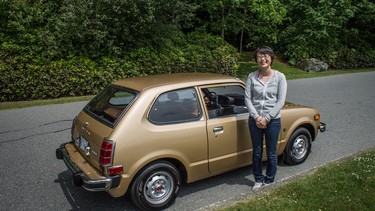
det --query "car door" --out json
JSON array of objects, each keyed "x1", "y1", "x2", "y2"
[{"x1": 199, "y1": 84, "x2": 252, "y2": 173}]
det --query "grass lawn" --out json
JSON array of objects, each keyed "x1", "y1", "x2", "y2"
[
  {"x1": 220, "y1": 149, "x2": 375, "y2": 210},
  {"x1": 0, "y1": 95, "x2": 94, "y2": 110}
]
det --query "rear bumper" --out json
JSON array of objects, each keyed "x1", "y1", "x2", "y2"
[
  {"x1": 56, "y1": 143, "x2": 120, "y2": 191},
  {"x1": 319, "y1": 122, "x2": 326, "y2": 132}
]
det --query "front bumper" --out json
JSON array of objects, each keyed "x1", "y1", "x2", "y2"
[
  {"x1": 319, "y1": 122, "x2": 326, "y2": 132},
  {"x1": 56, "y1": 143, "x2": 120, "y2": 191}
]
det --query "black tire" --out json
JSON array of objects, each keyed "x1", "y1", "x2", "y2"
[
  {"x1": 130, "y1": 161, "x2": 181, "y2": 210},
  {"x1": 284, "y1": 127, "x2": 312, "y2": 165}
]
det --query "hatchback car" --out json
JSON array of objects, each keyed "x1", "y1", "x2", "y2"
[{"x1": 56, "y1": 73, "x2": 325, "y2": 210}]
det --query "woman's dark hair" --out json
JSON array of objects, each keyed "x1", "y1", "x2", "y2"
[{"x1": 253, "y1": 46, "x2": 275, "y2": 64}]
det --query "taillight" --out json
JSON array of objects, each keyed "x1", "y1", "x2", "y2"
[
  {"x1": 108, "y1": 165, "x2": 123, "y2": 175},
  {"x1": 99, "y1": 140, "x2": 114, "y2": 166}
]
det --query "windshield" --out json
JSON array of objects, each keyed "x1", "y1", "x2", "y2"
[{"x1": 84, "y1": 85, "x2": 138, "y2": 126}]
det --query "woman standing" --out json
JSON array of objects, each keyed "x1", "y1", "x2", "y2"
[{"x1": 245, "y1": 46, "x2": 287, "y2": 190}]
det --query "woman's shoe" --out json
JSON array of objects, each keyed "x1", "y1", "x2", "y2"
[{"x1": 252, "y1": 182, "x2": 263, "y2": 191}]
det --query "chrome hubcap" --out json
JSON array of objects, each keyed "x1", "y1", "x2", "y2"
[
  {"x1": 292, "y1": 135, "x2": 308, "y2": 159},
  {"x1": 144, "y1": 172, "x2": 173, "y2": 204}
]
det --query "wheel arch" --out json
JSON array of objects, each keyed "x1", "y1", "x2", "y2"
[
  {"x1": 279, "y1": 119, "x2": 316, "y2": 156},
  {"x1": 162, "y1": 158, "x2": 188, "y2": 183},
  {"x1": 283, "y1": 117, "x2": 317, "y2": 144},
  {"x1": 129, "y1": 158, "x2": 188, "y2": 188},
  {"x1": 298, "y1": 123, "x2": 316, "y2": 142}
]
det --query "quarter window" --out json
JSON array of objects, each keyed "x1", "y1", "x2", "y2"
[{"x1": 149, "y1": 88, "x2": 202, "y2": 124}]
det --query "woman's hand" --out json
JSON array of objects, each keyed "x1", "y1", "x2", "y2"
[{"x1": 256, "y1": 117, "x2": 267, "y2": 129}]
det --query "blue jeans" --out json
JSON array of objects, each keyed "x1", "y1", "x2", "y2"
[{"x1": 248, "y1": 117, "x2": 281, "y2": 184}]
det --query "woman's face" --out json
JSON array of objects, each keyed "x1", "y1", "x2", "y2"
[{"x1": 256, "y1": 53, "x2": 272, "y2": 69}]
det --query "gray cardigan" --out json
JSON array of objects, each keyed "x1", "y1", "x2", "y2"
[{"x1": 245, "y1": 70, "x2": 287, "y2": 120}]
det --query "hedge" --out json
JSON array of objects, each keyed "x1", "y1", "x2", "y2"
[{"x1": 0, "y1": 33, "x2": 239, "y2": 102}]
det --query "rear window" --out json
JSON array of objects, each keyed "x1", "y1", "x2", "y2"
[{"x1": 84, "y1": 85, "x2": 138, "y2": 126}]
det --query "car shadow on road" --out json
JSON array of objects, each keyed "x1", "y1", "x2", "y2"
[
  {"x1": 178, "y1": 165, "x2": 254, "y2": 197},
  {"x1": 56, "y1": 164, "x2": 271, "y2": 210},
  {"x1": 56, "y1": 171, "x2": 139, "y2": 211}
]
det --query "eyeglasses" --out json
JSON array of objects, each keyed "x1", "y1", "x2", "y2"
[{"x1": 257, "y1": 54, "x2": 270, "y2": 60}]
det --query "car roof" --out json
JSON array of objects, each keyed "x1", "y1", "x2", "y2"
[{"x1": 113, "y1": 73, "x2": 243, "y2": 91}]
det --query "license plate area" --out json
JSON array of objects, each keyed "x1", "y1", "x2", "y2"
[
  {"x1": 75, "y1": 136, "x2": 91, "y2": 156},
  {"x1": 80, "y1": 137, "x2": 89, "y2": 150}
]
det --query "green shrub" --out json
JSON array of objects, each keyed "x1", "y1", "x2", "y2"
[
  {"x1": 332, "y1": 47, "x2": 375, "y2": 70},
  {"x1": 0, "y1": 32, "x2": 239, "y2": 102}
]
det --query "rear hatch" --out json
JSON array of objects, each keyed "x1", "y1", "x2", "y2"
[{"x1": 71, "y1": 85, "x2": 138, "y2": 171}]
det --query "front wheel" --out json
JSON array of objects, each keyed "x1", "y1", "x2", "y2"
[
  {"x1": 284, "y1": 127, "x2": 312, "y2": 165},
  {"x1": 130, "y1": 161, "x2": 181, "y2": 210}
]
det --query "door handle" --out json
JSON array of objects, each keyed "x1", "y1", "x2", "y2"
[{"x1": 213, "y1": 126, "x2": 224, "y2": 133}]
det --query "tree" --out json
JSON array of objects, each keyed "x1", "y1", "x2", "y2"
[
  {"x1": 0, "y1": 0, "x2": 197, "y2": 59},
  {"x1": 239, "y1": 0, "x2": 286, "y2": 51},
  {"x1": 193, "y1": 0, "x2": 286, "y2": 52},
  {"x1": 279, "y1": 0, "x2": 374, "y2": 68}
]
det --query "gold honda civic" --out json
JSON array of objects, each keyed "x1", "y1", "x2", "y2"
[{"x1": 56, "y1": 73, "x2": 325, "y2": 210}]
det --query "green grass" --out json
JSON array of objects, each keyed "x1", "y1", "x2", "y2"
[
  {"x1": 1, "y1": 54, "x2": 374, "y2": 110},
  {"x1": 0, "y1": 95, "x2": 94, "y2": 110},
  {"x1": 221, "y1": 149, "x2": 375, "y2": 211}
]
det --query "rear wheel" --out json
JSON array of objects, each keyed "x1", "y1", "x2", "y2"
[
  {"x1": 284, "y1": 127, "x2": 312, "y2": 165},
  {"x1": 130, "y1": 161, "x2": 181, "y2": 210}
]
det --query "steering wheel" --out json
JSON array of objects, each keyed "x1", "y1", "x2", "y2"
[
  {"x1": 204, "y1": 92, "x2": 223, "y2": 116},
  {"x1": 204, "y1": 92, "x2": 217, "y2": 107}
]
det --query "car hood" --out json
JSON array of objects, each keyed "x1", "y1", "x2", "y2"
[{"x1": 283, "y1": 101, "x2": 312, "y2": 109}]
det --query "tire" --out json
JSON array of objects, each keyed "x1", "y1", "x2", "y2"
[
  {"x1": 130, "y1": 161, "x2": 181, "y2": 210},
  {"x1": 284, "y1": 127, "x2": 312, "y2": 165}
]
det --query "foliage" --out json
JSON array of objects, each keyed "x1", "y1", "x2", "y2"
[
  {"x1": 192, "y1": 0, "x2": 286, "y2": 51},
  {"x1": 0, "y1": 0, "x2": 374, "y2": 102},
  {"x1": 0, "y1": 31, "x2": 238, "y2": 101},
  {"x1": 279, "y1": 0, "x2": 375, "y2": 69},
  {"x1": 0, "y1": 0, "x2": 201, "y2": 59}
]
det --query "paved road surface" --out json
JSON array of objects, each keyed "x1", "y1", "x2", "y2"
[{"x1": 0, "y1": 72, "x2": 374, "y2": 210}]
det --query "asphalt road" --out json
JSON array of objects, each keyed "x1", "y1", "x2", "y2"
[{"x1": 1, "y1": 72, "x2": 374, "y2": 210}]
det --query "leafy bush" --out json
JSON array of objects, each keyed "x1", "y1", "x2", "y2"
[
  {"x1": 0, "y1": 32, "x2": 238, "y2": 102},
  {"x1": 332, "y1": 47, "x2": 375, "y2": 69}
]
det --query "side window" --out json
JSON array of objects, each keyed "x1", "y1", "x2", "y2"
[
  {"x1": 202, "y1": 85, "x2": 248, "y2": 119},
  {"x1": 149, "y1": 88, "x2": 202, "y2": 124}
]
